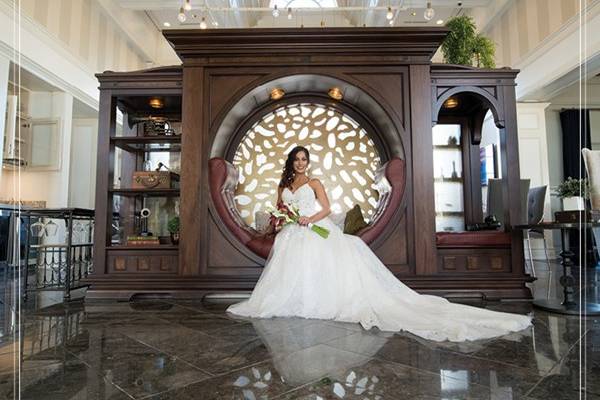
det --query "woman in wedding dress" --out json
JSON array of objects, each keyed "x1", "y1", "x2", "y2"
[{"x1": 227, "y1": 146, "x2": 532, "y2": 342}]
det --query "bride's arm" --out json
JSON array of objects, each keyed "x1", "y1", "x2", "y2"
[
  {"x1": 276, "y1": 186, "x2": 283, "y2": 205},
  {"x1": 306, "y1": 179, "x2": 331, "y2": 224}
]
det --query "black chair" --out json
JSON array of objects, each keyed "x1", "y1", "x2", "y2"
[{"x1": 524, "y1": 185, "x2": 552, "y2": 299}]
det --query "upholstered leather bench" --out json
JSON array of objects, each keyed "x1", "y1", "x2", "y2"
[
  {"x1": 209, "y1": 157, "x2": 406, "y2": 259},
  {"x1": 436, "y1": 231, "x2": 512, "y2": 248}
]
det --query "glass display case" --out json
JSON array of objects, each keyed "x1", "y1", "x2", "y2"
[{"x1": 433, "y1": 124, "x2": 465, "y2": 232}]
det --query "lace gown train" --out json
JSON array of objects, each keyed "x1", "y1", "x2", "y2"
[{"x1": 227, "y1": 183, "x2": 532, "y2": 342}]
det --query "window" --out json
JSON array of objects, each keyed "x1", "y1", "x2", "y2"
[{"x1": 233, "y1": 103, "x2": 381, "y2": 227}]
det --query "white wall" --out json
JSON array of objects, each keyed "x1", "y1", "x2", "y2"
[
  {"x1": 0, "y1": 91, "x2": 73, "y2": 207},
  {"x1": 69, "y1": 119, "x2": 98, "y2": 208}
]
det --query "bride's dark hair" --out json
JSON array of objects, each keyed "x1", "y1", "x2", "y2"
[{"x1": 279, "y1": 146, "x2": 310, "y2": 189}]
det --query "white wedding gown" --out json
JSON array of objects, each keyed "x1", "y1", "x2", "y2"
[{"x1": 227, "y1": 183, "x2": 532, "y2": 342}]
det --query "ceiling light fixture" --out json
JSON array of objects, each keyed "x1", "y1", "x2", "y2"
[
  {"x1": 177, "y1": 7, "x2": 186, "y2": 22},
  {"x1": 287, "y1": 7, "x2": 293, "y2": 19},
  {"x1": 411, "y1": 11, "x2": 416, "y2": 16},
  {"x1": 424, "y1": 2, "x2": 435, "y2": 21},
  {"x1": 272, "y1": 4, "x2": 279, "y2": 17},
  {"x1": 386, "y1": 6, "x2": 393, "y2": 20},
  {"x1": 328, "y1": 87, "x2": 343, "y2": 101},
  {"x1": 199, "y1": 16, "x2": 207, "y2": 29},
  {"x1": 213, "y1": 21, "x2": 219, "y2": 26},
  {"x1": 149, "y1": 97, "x2": 164, "y2": 109},
  {"x1": 389, "y1": 19, "x2": 394, "y2": 26},
  {"x1": 443, "y1": 97, "x2": 459, "y2": 109},
  {"x1": 163, "y1": 22, "x2": 171, "y2": 27},
  {"x1": 436, "y1": 19, "x2": 444, "y2": 25},
  {"x1": 183, "y1": 0, "x2": 192, "y2": 11},
  {"x1": 270, "y1": 88, "x2": 285, "y2": 100}
]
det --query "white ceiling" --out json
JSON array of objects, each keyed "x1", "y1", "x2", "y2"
[{"x1": 116, "y1": 0, "x2": 494, "y2": 29}]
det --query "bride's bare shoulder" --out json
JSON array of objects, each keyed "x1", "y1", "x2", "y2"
[{"x1": 308, "y1": 178, "x2": 324, "y2": 189}]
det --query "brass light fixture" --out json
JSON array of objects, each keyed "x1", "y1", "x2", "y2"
[
  {"x1": 270, "y1": 88, "x2": 285, "y2": 100},
  {"x1": 443, "y1": 97, "x2": 459, "y2": 109},
  {"x1": 328, "y1": 87, "x2": 343, "y2": 101},
  {"x1": 149, "y1": 97, "x2": 164, "y2": 109}
]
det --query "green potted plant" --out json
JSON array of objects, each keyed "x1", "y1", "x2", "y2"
[
  {"x1": 553, "y1": 177, "x2": 590, "y2": 211},
  {"x1": 441, "y1": 16, "x2": 496, "y2": 68},
  {"x1": 168, "y1": 216, "x2": 180, "y2": 245}
]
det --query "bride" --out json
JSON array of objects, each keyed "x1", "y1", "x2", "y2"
[{"x1": 227, "y1": 146, "x2": 532, "y2": 342}]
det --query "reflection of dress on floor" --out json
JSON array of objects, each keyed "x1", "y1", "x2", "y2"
[{"x1": 228, "y1": 183, "x2": 532, "y2": 342}]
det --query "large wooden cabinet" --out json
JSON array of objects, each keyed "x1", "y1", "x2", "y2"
[{"x1": 86, "y1": 28, "x2": 531, "y2": 301}]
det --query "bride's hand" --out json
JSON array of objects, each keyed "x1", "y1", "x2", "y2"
[{"x1": 298, "y1": 216, "x2": 311, "y2": 226}]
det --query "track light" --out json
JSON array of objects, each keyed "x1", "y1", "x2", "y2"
[
  {"x1": 287, "y1": 7, "x2": 292, "y2": 19},
  {"x1": 183, "y1": 0, "x2": 192, "y2": 11},
  {"x1": 386, "y1": 6, "x2": 393, "y2": 20},
  {"x1": 424, "y1": 2, "x2": 435, "y2": 21},
  {"x1": 177, "y1": 7, "x2": 186, "y2": 22},
  {"x1": 272, "y1": 4, "x2": 279, "y2": 17},
  {"x1": 199, "y1": 16, "x2": 207, "y2": 29}
]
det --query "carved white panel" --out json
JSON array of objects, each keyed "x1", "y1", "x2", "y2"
[{"x1": 232, "y1": 103, "x2": 381, "y2": 226}]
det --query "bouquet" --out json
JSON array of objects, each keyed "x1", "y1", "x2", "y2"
[{"x1": 268, "y1": 202, "x2": 330, "y2": 239}]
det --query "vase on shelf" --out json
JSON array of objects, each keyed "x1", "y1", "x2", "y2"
[{"x1": 562, "y1": 196, "x2": 585, "y2": 211}]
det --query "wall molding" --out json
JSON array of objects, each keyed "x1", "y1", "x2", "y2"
[
  {"x1": 516, "y1": 0, "x2": 600, "y2": 101},
  {"x1": 0, "y1": 0, "x2": 99, "y2": 110}
]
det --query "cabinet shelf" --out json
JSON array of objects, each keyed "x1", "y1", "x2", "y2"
[
  {"x1": 109, "y1": 188, "x2": 180, "y2": 197},
  {"x1": 111, "y1": 136, "x2": 181, "y2": 153},
  {"x1": 108, "y1": 245, "x2": 179, "y2": 251},
  {"x1": 435, "y1": 211, "x2": 464, "y2": 217},
  {"x1": 433, "y1": 144, "x2": 461, "y2": 149},
  {"x1": 434, "y1": 177, "x2": 463, "y2": 183}
]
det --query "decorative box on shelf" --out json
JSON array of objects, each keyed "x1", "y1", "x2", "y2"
[
  {"x1": 554, "y1": 210, "x2": 600, "y2": 223},
  {"x1": 132, "y1": 171, "x2": 180, "y2": 189},
  {"x1": 126, "y1": 236, "x2": 160, "y2": 246}
]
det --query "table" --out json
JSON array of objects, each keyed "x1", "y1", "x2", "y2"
[{"x1": 514, "y1": 222, "x2": 600, "y2": 316}]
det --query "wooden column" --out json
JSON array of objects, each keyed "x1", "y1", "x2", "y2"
[
  {"x1": 409, "y1": 65, "x2": 437, "y2": 274},
  {"x1": 180, "y1": 66, "x2": 205, "y2": 275},
  {"x1": 92, "y1": 91, "x2": 115, "y2": 275},
  {"x1": 500, "y1": 85, "x2": 526, "y2": 273}
]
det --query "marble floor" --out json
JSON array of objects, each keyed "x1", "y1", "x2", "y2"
[{"x1": 0, "y1": 260, "x2": 598, "y2": 399}]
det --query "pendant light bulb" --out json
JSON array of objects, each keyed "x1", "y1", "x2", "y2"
[
  {"x1": 177, "y1": 7, "x2": 186, "y2": 22},
  {"x1": 424, "y1": 2, "x2": 435, "y2": 21},
  {"x1": 287, "y1": 7, "x2": 292, "y2": 20},
  {"x1": 199, "y1": 16, "x2": 207, "y2": 29},
  {"x1": 183, "y1": 0, "x2": 192, "y2": 11},
  {"x1": 386, "y1": 7, "x2": 393, "y2": 20},
  {"x1": 272, "y1": 4, "x2": 279, "y2": 17}
]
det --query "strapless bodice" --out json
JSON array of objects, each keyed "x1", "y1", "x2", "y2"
[{"x1": 281, "y1": 183, "x2": 317, "y2": 216}]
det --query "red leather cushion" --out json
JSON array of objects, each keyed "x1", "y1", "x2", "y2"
[
  {"x1": 436, "y1": 231, "x2": 512, "y2": 248},
  {"x1": 357, "y1": 158, "x2": 406, "y2": 245},
  {"x1": 208, "y1": 158, "x2": 253, "y2": 245},
  {"x1": 247, "y1": 236, "x2": 275, "y2": 259}
]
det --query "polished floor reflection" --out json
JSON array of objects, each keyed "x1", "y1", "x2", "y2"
[{"x1": 0, "y1": 260, "x2": 598, "y2": 399}]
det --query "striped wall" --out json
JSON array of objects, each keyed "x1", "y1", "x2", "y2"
[
  {"x1": 482, "y1": 0, "x2": 587, "y2": 67},
  {"x1": 20, "y1": 0, "x2": 146, "y2": 73}
]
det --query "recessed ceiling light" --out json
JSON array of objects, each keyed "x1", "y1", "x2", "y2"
[
  {"x1": 163, "y1": 22, "x2": 171, "y2": 27},
  {"x1": 411, "y1": 11, "x2": 416, "y2": 16},
  {"x1": 436, "y1": 19, "x2": 444, "y2": 25}
]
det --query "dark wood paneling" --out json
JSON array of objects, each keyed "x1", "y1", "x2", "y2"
[
  {"x1": 348, "y1": 73, "x2": 406, "y2": 127},
  {"x1": 373, "y1": 211, "x2": 409, "y2": 267},
  {"x1": 207, "y1": 215, "x2": 262, "y2": 269},
  {"x1": 437, "y1": 249, "x2": 511, "y2": 274},
  {"x1": 409, "y1": 65, "x2": 437, "y2": 275},
  {"x1": 92, "y1": 91, "x2": 116, "y2": 275},
  {"x1": 107, "y1": 250, "x2": 178, "y2": 274},
  {"x1": 209, "y1": 74, "x2": 266, "y2": 126},
  {"x1": 180, "y1": 66, "x2": 205, "y2": 275}
]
